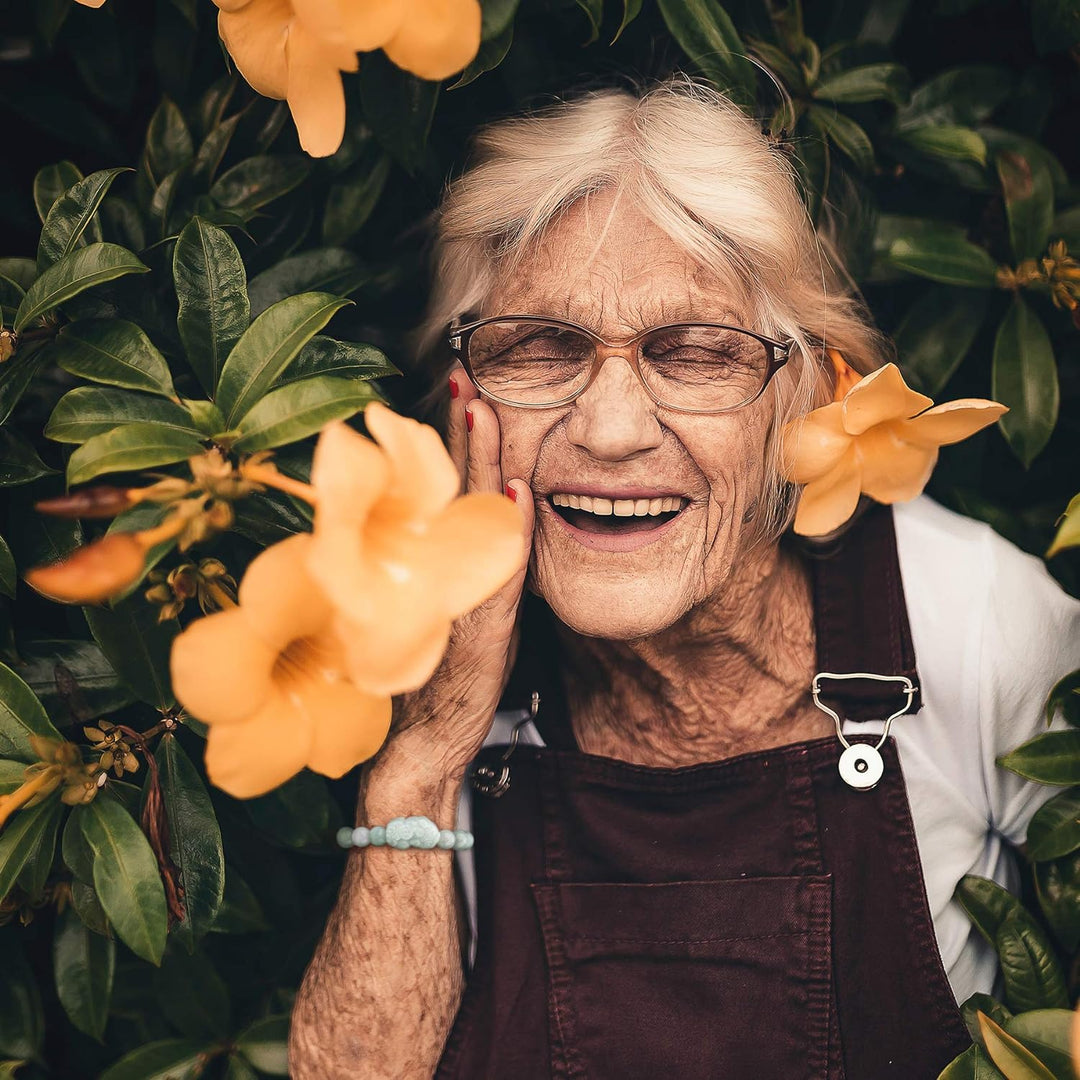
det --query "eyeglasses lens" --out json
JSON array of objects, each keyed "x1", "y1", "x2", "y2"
[{"x1": 467, "y1": 320, "x2": 770, "y2": 410}]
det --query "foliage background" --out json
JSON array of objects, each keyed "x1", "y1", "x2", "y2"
[{"x1": 0, "y1": 0, "x2": 1079, "y2": 1077}]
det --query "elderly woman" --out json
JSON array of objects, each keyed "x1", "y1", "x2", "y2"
[{"x1": 289, "y1": 83, "x2": 1080, "y2": 1078}]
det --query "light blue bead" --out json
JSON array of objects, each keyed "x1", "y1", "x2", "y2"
[
  {"x1": 385, "y1": 817, "x2": 410, "y2": 847},
  {"x1": 453, "y1": 830, "x2": 474, "y2": 851},
  {"x1": 369, "y1": 826, "x2": 386, "y2": 846},
  {"x1": 351, "y1": 827, "x2": 370, "y2": 848},
  {"x1": 437, "y1": 829, "x2": 456, "y2": 850},
  {"x1": 410, "y1": 817, "x2": 440, "y2": 850},
  {"x1": 336, "y1": 827, "x2": 355, "y2": 848}
]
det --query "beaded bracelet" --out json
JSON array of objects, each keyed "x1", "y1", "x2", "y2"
[{"x1": 336, "y1": 815, "x2": 474, "y2": 852}]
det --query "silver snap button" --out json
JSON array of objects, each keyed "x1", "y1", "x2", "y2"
[{"x1": 838, "y1": 743, "x2": 883, "y2": 790}]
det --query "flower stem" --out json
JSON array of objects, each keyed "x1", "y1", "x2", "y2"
[
  {"x1": 240, "y1": 463, "x2": 319, "y2": 506},
  {"x1": 0, "y1": 768, "x2": 60, "y2": 832}
]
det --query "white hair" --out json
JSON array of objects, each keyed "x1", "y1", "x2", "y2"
[{"x1": 418, "y1": 78, "x2": 893, "y2": 544}]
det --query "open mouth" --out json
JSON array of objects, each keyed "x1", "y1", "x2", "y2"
[{"x1": 547, "y1": 492, "x2": 688, "y2": 535}]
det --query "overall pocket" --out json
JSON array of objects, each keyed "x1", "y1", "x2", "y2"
[{"x1": 531, "y1": 875, "x2": 842, "y2": 1080}]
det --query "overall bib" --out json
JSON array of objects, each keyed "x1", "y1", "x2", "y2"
[{"x1": 436, "y1": 505, "x2": 972, "y2": 1079}]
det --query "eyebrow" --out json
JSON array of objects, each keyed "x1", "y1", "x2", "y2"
[{"x1": 495, "y1": 296, "x2": 747, "y2": 332}]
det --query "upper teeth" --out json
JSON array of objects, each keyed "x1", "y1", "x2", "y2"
[{"x1": 550, "y1": 494, "x2": 686, "y2": 516}]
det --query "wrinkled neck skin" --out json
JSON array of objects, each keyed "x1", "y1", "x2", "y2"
[{"x1": 551, "y1": 541, "x2": 827, "y2": 767}]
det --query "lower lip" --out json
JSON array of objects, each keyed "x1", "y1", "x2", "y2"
[{"x1": 545, "y1": 500, "x2": 687, "y2": 552}]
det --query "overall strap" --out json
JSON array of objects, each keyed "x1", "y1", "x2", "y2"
[{"x1": 804, "y1": 503, "x2": 922, "y2": 723}]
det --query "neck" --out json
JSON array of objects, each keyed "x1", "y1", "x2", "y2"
[{"x1": 553, "y1": 542, "x2": 823, "y2": 766}]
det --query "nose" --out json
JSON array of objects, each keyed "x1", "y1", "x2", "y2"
[{"x1": 563, "y1": 354, "x2": 663, "y2": 461}]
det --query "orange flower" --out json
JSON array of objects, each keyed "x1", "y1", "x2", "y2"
[
  {"x1": 307, "y1": 402, "x2": 524, "y2": 696},
  {"x1": 170, "y1": 534, "x2": 391, "y2": 798},
  {"x1": 213, "y1": 0, "x2": 480, "y2": 156},
  {"x1": 781, "y1": 363, "x2": 1007, "y2": 536}
]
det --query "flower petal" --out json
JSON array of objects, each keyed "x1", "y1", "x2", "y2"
[
  {"x1": 25, "y1": 533, "x2": 147, "y2": 605},
  {"x1": 841, "y1": 364, "x2": 934, "y2": 435},
  {"x1": 899, "y1": 399, "x2": 1008, "y2": 448},
  {"x1": 305, "y1": 682, "x2": 392, "y2": 778},
  {"x1": 292, "y1": 0, "x2": 406, "y2": 49},
  {"x1": 203, "y1": 691, "x2": 313, "y2": 798},
  {"x1": 793, "y1": 446, "x2": 861, "y2": 536},
  {"x1": 429, "y1": 492, "x2": 524, "y2": 618},
  {"x1": 337, "y1": 610, "x2": 452, "y2": 696},
  {"x1": 239, "y1": 534, "x2": 332, "y2": 649},
  {"x1": 284, "y1": 19, "x2": 354, "y2": 157},
  {"x1": 779, "y1": 402, "x2": 851, "y2": 484},
  {"x1": 171, "y1": 609, "x2": 276, "y2": 725},
  {"x1": 218, "y1": 0, "x2": 291, "y2": 100},
  {"x1": 364, "y1": 401, "x2": 460, "y2": 520},
  {"x1": 855, "y1": 424, "x2": 938, "y2": 504},
  {"x1": 381, "y1": 0, "x2": 482, "y2": 80}
]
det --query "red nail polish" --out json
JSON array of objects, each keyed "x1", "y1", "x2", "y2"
[
  {"x1": 448, "y1": 374, "x2": 459, "y2": 399},
  {"x1": 505, "y1": 483, "x2": 517, "y2": 502},
  {"x1": 465, "y1": 405, "x2": 474, "y2": 432}
]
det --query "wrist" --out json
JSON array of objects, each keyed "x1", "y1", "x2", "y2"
[{"x1": 362, "y1": 739, "x2": 465, "y2": 826}]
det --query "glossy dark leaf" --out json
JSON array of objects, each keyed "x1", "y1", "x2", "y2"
[
  {"x1": 0, "y1": 662, "x2": 63, "y2": 762},
  {"x1": 15, "y1": 796, "x2": 61, "y2": 900},
  {"x1": 954, "y1": 875, "x2": 1038, "y2": 945},
  {"x1": 84, "y1": 599, "x2": 178, "y2": 711},
  {"x1": 208, "y1": 869, "x2": 269, "y2": 934},
  {"x1": 216, "y1": 292, "x2": 351, "y2": 427},
  {"x1": 1035, "y1": 851, "x2": 1080, "y2": 953},
  {"x1": 37, "y1": 168, "x2": 127, "y2": 270},
  {"x1": 807, "y1": 105, "x2": 875, "y2": 174},
  {"x1": 996, "y1": 151, "x2": 1054, "y2": 261},
  {"x1": 0, "y1": 274, "x2": 26, "y2": 326},
  {"x1": 7, "y1": 479, "x2": 83, "y2": 580},
  {"x1": 277, "y1": 336, "x2": 399, "y2": 386},
  {"x1": 67, "y1": 422, "x2": 204, "y2": 486},
  {"x1": 998, "y1": 729, "x2": 1080, "y2": 784},
  {"x1": 75, "y1": 797, "x2": 167, "y2": 965},
  {"x1": 321, "y1": 155, "x2": 392, "y2": 243},
  {"x1": 247, "y1": 250, "x2": 368, "y2": 318},
  {"x1": 894, "y1": 287, "x2": 990, "y2": 396},
  {"x1": 450, "y1": 25, "x2": 514, "y2": 89},
  {"x1": 98, "y1": 1039, "x2": 207, "y2": 1080},
  {"x1": 1005, "y1": 1010, "x2": 1075, "y2": 1077},
  {"x1": 53, "y1": 905, "x2": 115, "y2": 1041},
  {"x1": 0, "y1": 345, "x2": 51, "y2": 427},
  {"x1": 210, "y1": 155, "x2": 312, "y2": 215},
  {"x1": 893, "y1": 125, "x2": 988, "y2": 167},
  {"x1": 1026, "y1": 787, "x2": 1080, "y2": 861},
  {"x1": 46, "y1": 386, "x2": 199, "y2": 445},
  {"x1": 191, "y1": 114, "x2": 241, "y2": 187},
  {"x1": 63, "y1": 810, "x2": 95, "y2": 884},
  {"x1": 0, "y1": 932, "x2": 43, "y2": 1060},
  {"x1": 14, "y1": 244, "x2": 148, "y2": 333},
  {"x1": 235, "y1": 1015, "x2": 289, "y2": 1076},
  {"x1": 244, "y1": 770, "x2": 340, "y2": 848},
  {"x1": 0, "y1": 429, "x2": 54, "y2": 487},
  {"x1": 960, "y1": 992, "x2": 1012, "y2": 1046},
  {"x1": 897, "y1": 66, "x2": 1012, "y2": 130},
  {"x1": 656, "y1": 0, "x2": 756, "y2": 106},
  {"x1": 16, "y1": 639, "x2": 136, "y2": 726},
  {"x1": 886, "y1": 232, "x2": 998, "y2": 287},
  {"x1": 814, "y1": 62, "x2": 909, "y2": 105},
  {"x1": 232, "y1": 491, "x2": 311, "y2": 545},
  {"x1": 144, "y1": 98, "x2": 194, "y2": 186},
  {"x1": 153, "y1": 945, "x2": 230, "y2": 1040},
  {"x1": 0, "y1": 538, "x2": 14, "y2": 599},
  {"x1": 1045, "y1": 669, "x2": 1080, "y2": 727},
  {"x1": 33, "y1": 162, "x2": 83, "y2": 224},
  {"x1": 936, "y1": 1043, "x2": 1008, "y2": 1078},
  {"x1": 173, "y1": 217, "x2": 250, "y2": 395},
  {"x1": 359, "y1": 54, "x2": 439, "y2": 175},
  {"x1": 0, "y1": 797, "x2": 62, "y2": 903},
  {"x1": 994, "y1": 916, "x2": 1069, "y2": 1012}
]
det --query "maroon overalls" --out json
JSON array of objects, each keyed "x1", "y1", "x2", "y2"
[{"x1": 437, "y1": 506, "x2": 971, "y2": 1078}]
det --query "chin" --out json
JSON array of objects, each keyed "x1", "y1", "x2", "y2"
[{"x1": 536, "y1": 574, "x2": 694, "y2": 641}]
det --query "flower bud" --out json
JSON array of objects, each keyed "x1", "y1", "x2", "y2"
[
  {"x1": 26, "y1": 533, "x2": 147, "y2": 604},
  {"x1": 36, "y1": 486, "x2": 137, "y2": 519}
]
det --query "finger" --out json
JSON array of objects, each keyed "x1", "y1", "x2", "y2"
[
  {"x1": 446, "y1": 364, "x2": 474, "y2": 492},
  {"x1": 464, "y1": 396, "x2": 503, "y2": 495}
]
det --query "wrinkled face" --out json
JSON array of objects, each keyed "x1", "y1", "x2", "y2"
[{"x1": 484, "y1": 192, "x2": 778, "y2": 640}]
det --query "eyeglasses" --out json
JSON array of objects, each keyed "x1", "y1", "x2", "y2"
[{"x1": 448, "y1": 315, "x2": 794, "y2": 414}]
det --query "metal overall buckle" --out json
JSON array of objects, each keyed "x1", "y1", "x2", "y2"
[
  {"x1": 470, "y1": 691, "x2": 541, "y2": 798},
  {"x1": 811, "y1": 672, "x2": 917, "y2": 791}
]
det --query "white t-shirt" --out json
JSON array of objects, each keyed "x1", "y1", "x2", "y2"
[{"x1": 456, "y1": 495, "x2": 1080, "y2": 1005}]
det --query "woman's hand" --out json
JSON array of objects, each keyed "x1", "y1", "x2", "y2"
[{"x1": 378, "y1": 365, "x2": 535, "y2": 788}]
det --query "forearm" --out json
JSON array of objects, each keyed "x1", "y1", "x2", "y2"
[{"x1": 289, "y1": 748, "x2": 465, "y2": 1080}]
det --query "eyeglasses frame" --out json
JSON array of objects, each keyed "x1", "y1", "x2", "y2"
[{"x1": 447, "y1": 314, "x2": 796, "y2": 415}]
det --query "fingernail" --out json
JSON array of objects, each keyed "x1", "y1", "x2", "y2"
[
  {"x1": 465, "y1": 404, "x2": 474, "y2": 432},
  {"x1": 448, "y1": 374, "x2": 459, "y2": 399},
  {"x1": 505, "y1": 483, "x2": 517, "y2": 502}
]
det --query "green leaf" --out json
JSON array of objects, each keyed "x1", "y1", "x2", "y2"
[
  {"x1": 358, "y1": 54, "x2": 439, "y2": 175},
  {"x1": 0, "y1": 798, "x2": 62, "y2": 904},
  {"x1": 0, "y1": 346, "x2": 51, "y2": 427},
  {"x1": 13, "y1": 244, "x2": 149, "y2": 333},
  {"x1": 105, "y1": 502, "x2": 177, "y2": 602},
  {"x1": 574, "y1": 0, "x2": 603, "y2": 42},
  {"x1": 15, "y1": 796, "x2": 61, "y2": 900},
  {"x1": 961, "y1": 992, "x2": 1013, "y2": 1046},
  {"x1": 46, "y1": 387, "x2": 199, "y2": 445},
  {"x1": 449, "y1": 25, "x2": 514, "y2": 89},
  {"x1": 182, "y1": 399, "x2": 227, "y2": 437},
  {"x1": 0, "y1": 761, "x2": 27, "y2": 795},
  {"x1": 807, "y1": 105, "x2": 875, "y2": 174},
  {"x1": 232, "y1": 491, "x2": 311, "y2": 546},
  {"x1": 998, "y1": 730, "x2": 1080, "y2": 785},
  {"x1": 174, "y1": 217, "x2": 250, "y2": 396},
  {"x1": 8, "y1": 479, "x2": 82, "y2": 579},
  {"x1": 233, "y1": 376, "x2": 378, "y2": 452},
  {"x1": 154, "y1": 734, "x2": 224, "y2": 948},
  {"x1": 209, "y1": 869, "x2": 269, "y2": 934},
  {"x1": 224, "y1": 1055, "x2": 258, "y2": 1080},
  {"x1": 887, "y1": 233, "x2": 998, "y2": 287},
  {"x1": 63, "y1": 811, "x2": 95, "y2": 885},
  {"x1": 0, "y1": 274, "x2": 26, "y2": 325},
  {"x1": 278, "y1": 336, "x2": 399, "y2": 386},
  {"x1": 995, "y1": 917, "x2": 1070, "y2": 1012},
  {"x1": 479, "y1": 0, "x2": 519, "y2": 39},
  {"x1": 70, "y1": 880, "x2": 111, "y2": 937},
  {"x1": 1035, "y1": 852, "x2": 1080, "y2": 952},
  {"x1": 0, "y1": 662, "x2": 63, "y2": 762},
  {"x1": 0, "y1": 537, "x2": 14, "y2": 599},
  {"x1": 33, "y1": 162, "x2": 83, "y2": 224},
  {"x1": 1047, "y1": 495, "x2": 1080, "y2": 560},
  {"x1": 0, "y1": 259, "x2": 37, "y2": 294},
  {"x1": 937, "y1": 1043, "x2": 1008, "y2": 1079},
  {"x1": 894, "y1": 287, "x2": 990, "y2": 396},
  {"x1": 1044, "y1": 668, "x2": 1080, "y2": 727},
  {"x1": 0, "y1": 932, "x2": 43, "y2": 1061},
  {"x1": 247, "y1": 250, "x2": 368, "y2": 319},
  {"x1": 996, "y1": 151, "x2": 1055, "y2": 262},
  {"x1": 813, "y1": 62, "x2": 909, "y2": 105},
  {"x1": 992, "y1": 295, "x2": 1059, "y2": 468},
  {"x1": 144, "y1": 98, "x2": 194, "y2": 185},
  {"x1": 656, "y1": 0, "x2": 756, "y2": 106},
  {"x1": 613, "y1": 0, "x2": 643, "y2": 41},
  {"x1": 235, "y1": 1015, "x2": 290, "y2": 1076},
  {"x1": 897, "y1": 66, "x2": 1012, "y2": 130},
  {"x1": 191, "y1": 114, "x2": 241, "y2": 187},
  {"x1": 244, "y1": 770, "x2": 339, "y2": 848},
  {"x1": 322, "y1": 155, "x2": 392, "y2": 244},
  {"x1": 56, "y1": 318, "x2": 177, "y2": 398},
  {"x1": 153, "y1": 946, "x2": 230, "y2": 1040},
  {"x1": 894, "y1": 125, "x2": 988, "y2": 166},
  {"x1": 0, "y1": 429, "x2": 54, "y2": 487},
  {"x1": 67, "y1": 423, "x2": 203, "y2": 486},
  {"x1": 954, "y1": 875, "x2": 1037, "y2": 945},
  {"x1": 216, "y1": 292, "x2": 351, "y2": 427},
  {"x1": 210, "y1": 155, "x2": 312, "y2": 215},
  {"x1": 1026, "y1": 787, "x2": 1080, "y2": 860},
  {"x1": 98, "y1": 1039, "x2": 207, "y2": 1080},
  {"x1": 76, "y1": 797, "x2": 167, "y2": 965},
  {"x1": 16, "y1": 638, "x2": 137, "y2": 726},
  {"x1": 978, "y1": 1011, "x2": 1058, "y2": 1079},
  {"x1": 84, "y1": 597, "x2": 178, "y2": 710},
  {"x1": 0, "y1": 1062, "x2": 27, "y2": 1080},
  {"x1": 37, "y1": 168, "x2": 127, "y2": 270},
  {"x1": 1005, "y1": 1010, "x2": 1076, "y2": 1077},
  {"x1": 53, "y1": 905, "x2": 115, "y2": 1041}
]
